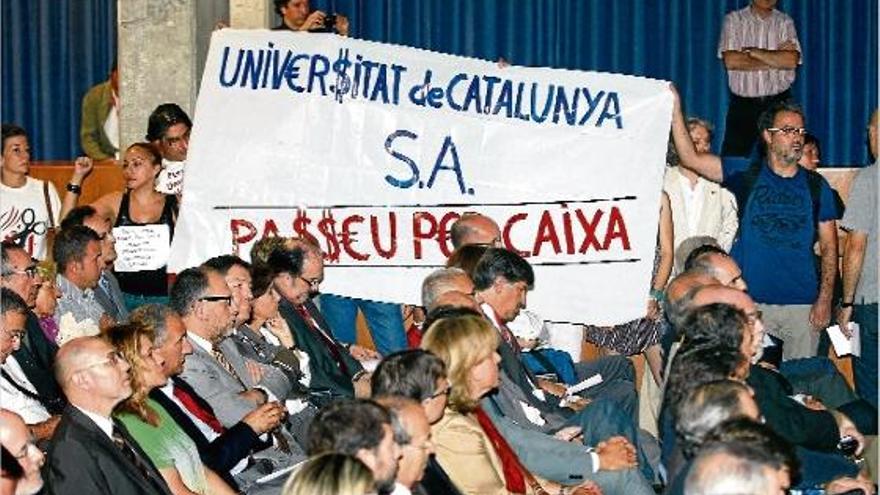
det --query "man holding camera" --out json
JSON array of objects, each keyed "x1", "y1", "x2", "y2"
[{"x1": 273, "y1": 0, "x2": 349, "y2": 36}]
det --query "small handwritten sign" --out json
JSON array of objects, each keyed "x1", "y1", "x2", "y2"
[{"x1": 113, "y1": 225, "x2": 171, "y2": 272}]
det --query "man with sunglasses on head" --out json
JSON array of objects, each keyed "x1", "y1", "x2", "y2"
[{"x1": 671, "y1": 87, "x2": 841, "y2": 361}]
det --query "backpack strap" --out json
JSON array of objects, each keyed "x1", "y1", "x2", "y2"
[
  {"x1": 42, "y1": 180, "x2": 56, "y2": 228},
  {"x1": 732, "y1": 159, "x2": 764, "y2": 242}
]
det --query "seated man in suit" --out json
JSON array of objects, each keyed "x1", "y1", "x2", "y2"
[
  {"x1": 0, "y1": 242, "x2": 65, "y2": 414},
  {"x1": 59, "y1": 205, "x2": 129, "y2": 323},
  {"x1": 202, "y1": 255, "x2": 308, "y2": 397},
  {"x1": 685, "y1": 284, "x2": 869, "y2": 488},
  {"x1": 46, "y1": 336, "x2": 172, "y2": 494},
  {"x1": 467, "y1": 248, "x2": 656, "y2": 481},
  {"x1": 265, "y1": 241, "x2": 374, "y2": 399},
  {"x1": 131, "y1": 303, "x2": 294, "y2": 493},
  {"x1": 0, "y1": 288, "x2": 60, "y2": 443},
  {"x1": 170, "y1": 266, "x2": 308, "y2": 454}
]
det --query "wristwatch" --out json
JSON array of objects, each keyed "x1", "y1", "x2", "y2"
[{"x1": 66, "y1": 183, "x2": 82, "y2": 194}]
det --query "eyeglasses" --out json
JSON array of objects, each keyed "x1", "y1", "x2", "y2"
[
  {"x1": 406, "y1": 438, "x2": 435, "y2": 452},
  {"x1": 429, "y1": 385, "x2": 452, "y2": 400},
  {"x1": 298, "y1": 276, "x2": 322, "y2": 289},
  {"x1": 767, "y1": 126, "x2": 807, "y2": 136},
  {"x1": 2, "y1": 328, "x2": 25, "y2": 341},
  {"x1": 199, "y1": 295, "x2": 234, "y2": 305},
  {"x1": 746, "y1": 310, "x2": 763, "y2": 326},
  {"x1": 78, "y1": 350, "x2": 127, "y2": 372},
  {"x1": 5, "y1": 265, "x2": 38, "y2": 278},
  {"x1": 11, "y1": 441, "x2": 39, "y2": 460}
]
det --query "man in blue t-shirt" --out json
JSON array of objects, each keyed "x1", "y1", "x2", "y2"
[{"x1": 668, "y1": 86, "x2": 839, "y2": 360}]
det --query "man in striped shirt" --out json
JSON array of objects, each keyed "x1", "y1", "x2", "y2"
[{"x1": 718, "y1": 0, "x2": 801, "y2": 157}]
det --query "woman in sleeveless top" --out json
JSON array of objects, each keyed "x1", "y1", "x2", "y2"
[{"x1": 92, "y1": 143, "x2": 177, "y2": 311}]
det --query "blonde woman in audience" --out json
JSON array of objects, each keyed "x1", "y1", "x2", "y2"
[
  {"x1": 107, "y1": 322, "x2": 236, "y2": 495},
  {"x1": 91, "y1": 142, "x2": 178, "y2": 310},
  {"x1": 422, "y1": 315, "x2": 600, "y2": 495},
  {"x1": 282, "y1": 453, "x2": 375, "y2": 495}
]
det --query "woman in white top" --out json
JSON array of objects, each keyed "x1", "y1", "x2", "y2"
[{"x1": 1, "y1": 124, "x2": 92, "y2": 260}]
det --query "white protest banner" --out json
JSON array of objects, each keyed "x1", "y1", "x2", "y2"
[
  {"x1": 169, "y1": 29, "x2": 672, "y2": 325},
  {"x1": 114, "y1": 225, "x2": 171, "y2": 272}
]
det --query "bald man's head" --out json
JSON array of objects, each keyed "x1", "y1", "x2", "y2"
[
  {"x1": 55, "y1": 336, "x2": 133, "y2": 414},
  {"x1": 668, "y1": 271, "x2": 720, "y2": 304},
  {"x1": 665, "y1": 271, "x2": 720, "y2": 330},
  {"x1": 450, "y1": 214, "x2": 502, "y2": 249}
]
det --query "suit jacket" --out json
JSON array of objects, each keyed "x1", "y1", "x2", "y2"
[
  {"x1": 420, "y1": 455, "x2": 464, "y2": 495},
  {"x1": 482, "y1": 392, "x2": 593, "y2": 483},
  {"x1": 663, "y1": 166, "x2": 738, "y2": 271},
  {"x1": 45, "y1": 406, "x2": 172, "y2": 495},
  {"x1": 228, "y1": 325, "x2": 306, "y2": 391},
  {"x1": 178, "y1": 336, "x2": 263, "y2": 427},
  {"x1": 747, "y1": 364, "x2": 839, "y2": 452},
  {"x1": 95, "y1": 270, "x2": 129, "y2": 323},
  {"x1": 148, "y1": 379, "x2": 265, "y2": 483},
  {"x1": 480, "y1": 308, "x2": 564, "y2": 420},
  {"x1": 12, "y1": 312, "x2": 64, "y2": 409},
  {"x1": 278, "y1": 299, "x2": 362, "y2": 397},
  {"x1": 80, "y1": 80, "x2": 117, "y2": 160},
  {"x1": 218, "y1": 334, "x2": 294, "y2": 401},
  {"x1": 431, "y1": 409, "x2": 512, "y2": 495}
]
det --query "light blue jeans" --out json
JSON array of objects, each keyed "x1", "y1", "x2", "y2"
[{"x1": 318, "y1": 294, "x2": 407, "y2": 356}]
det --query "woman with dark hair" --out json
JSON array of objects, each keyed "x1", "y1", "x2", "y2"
[
  {"x1": 92, "y1": 142, "x2": 178, "y2": 310},
  {"x1": 1, "y1": 124, "x2": 90, "y2": 260},
  {"x1": 107, "y1": 322, "x2": 236, "y2": 495},
  {"x1": 239, "y1": 264, "x2": 310, "y2": 389}
]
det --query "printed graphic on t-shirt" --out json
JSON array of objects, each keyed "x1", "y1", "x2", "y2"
[
  {"x1": 746, "y1": 184, "x2": 810, "y2": 250},
  {"x1": 0, "y1": 205, "x2": 48, "y2": 256}
]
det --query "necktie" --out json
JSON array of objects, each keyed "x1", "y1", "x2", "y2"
[
  {"x1": 473, "y1": 407, "x2": 527, "y2": 494},
  {"x1": 172, "y1": 382, "x2": 225, "y2": 434},
  {"x1": 499, "y1": 322, "x2": 522, "y2": 355},
  {"x1": 111, "y1": 424, "x2": 168, "y2": 494},
  {"x1": 210, "y1": 346, "x2": 290, "y2": 453},
  {"x1": 211, "y1": 345, "x2": 247, "y2": 387},
  {"x1": 295, "y1": 305, "x2": 350, "y2": 377}
]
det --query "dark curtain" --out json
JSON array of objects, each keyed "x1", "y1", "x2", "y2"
[
  {"x1": 317, "y1": 0, "x2": 878, "y2": 166},
  {"x1": 1, "y1": 0, "x2": 116, "y2": 161},
  {"x1": 3, "y1": 0, "x2": 876, "y2": 165}
]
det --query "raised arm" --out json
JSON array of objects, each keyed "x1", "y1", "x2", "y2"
[
  {"x1": 59, "y1": 157, "x2": 94, "y2": 221},
  {"x1": 669, "y1": 85, "x2": 724, "y2": 183}
]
